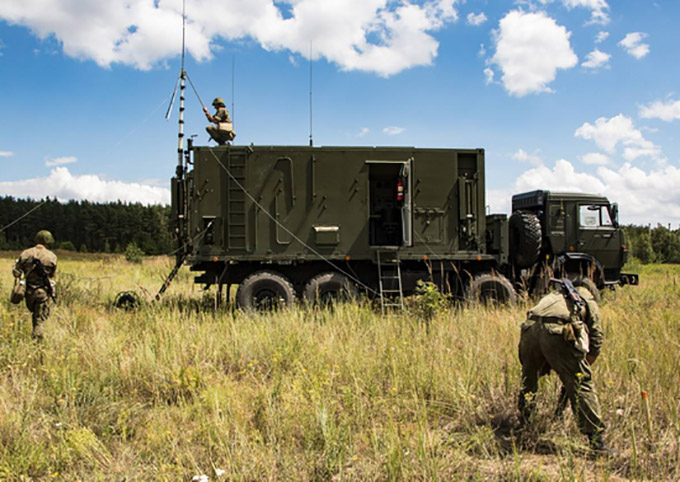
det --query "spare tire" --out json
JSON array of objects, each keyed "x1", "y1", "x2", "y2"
[
  {"x1": 236, "y1": 270, "x2": 296, "y2": 311},
  {"x1": 509, "y1": 210, "x2": 542, "y2": 269},
  {"x1": 466, "y1": 273, "x2": 517, "y2": 306}
]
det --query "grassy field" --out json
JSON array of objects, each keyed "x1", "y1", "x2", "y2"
[{"x1": 0, "y1": 252, "x2": 678, "y2": 480}]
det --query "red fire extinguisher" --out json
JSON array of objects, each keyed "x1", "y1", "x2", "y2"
[{"x1": 396, "y1": 179, "x2": 405, "y2": 203}]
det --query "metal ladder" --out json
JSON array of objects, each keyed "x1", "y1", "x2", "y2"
[
  {"x1": 226, "y1": 150, "x2": 247, "y2": 250},
  {"x1": 377, "y1": 250, "x2": 404, "y2": 313}
]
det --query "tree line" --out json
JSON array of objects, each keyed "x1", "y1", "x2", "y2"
[
  {"x1": 0, "y1": 196, "x2": 678, "y2": 263},
  {"x1": 623, "y1": 224, "x2": 680, "y2": 264},
  {"x1": 0, "y1": 197, "x2": 173, "y2": 255}
]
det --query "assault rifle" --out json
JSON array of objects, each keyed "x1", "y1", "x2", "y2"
[
  {"x1": 550, "y1": 277, "x2": 585, "y2": 419},
  {"x1": 32, "y1": 258, "x2": 56, "y2": 303}
]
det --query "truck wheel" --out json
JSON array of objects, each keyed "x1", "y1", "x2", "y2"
[
  {"x1": 568, "y1": 275, "x2": 601, "y2": 303},
  {"x1": 303, "y1": 272, "x2": 358, "y2": 306},
  {"x1": 467, "y1": 273, "x2": 517, "y2": 305},
  {"x1": 509, "y1": 211, "x2": 542, "y2": 269},
  {"x1": 236, "y1": 270, "x2": 296, "y2": 311}
]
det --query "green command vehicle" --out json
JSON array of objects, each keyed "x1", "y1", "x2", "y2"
[{"x1": 171, "y1": 142, "x2": 636, "y2": 309}]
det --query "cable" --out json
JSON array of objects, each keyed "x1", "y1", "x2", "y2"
[{"x1": 0, "y1": 200, "x2": 48, "y2": 234}]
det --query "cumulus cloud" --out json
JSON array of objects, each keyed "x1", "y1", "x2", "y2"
[
  {"x1": 45, "y1": 155, "x2": 77, "y2": 167},
  {"x1": 0, "y1": 167, "x2": 170, "y2": 205},
  {"x1": 595, "y1": 31, "x2": 609, "y2": 43},
  {"x1": 489, "y1": 160, "x2": 680, "y2": 224},
  {"x1": 0, "y1": 0, "x2": 461, "y2": 77},
  {"x1": 512, "y1": 148, "x2": 543, "y2": 165},
  {"x1": 466, "y1": 12, "x2": 487, "y2": 26},
  {"x1": 383, "y1": 126, "x2": 405, "y2": 135},
  {"x1": 579, "y1": 152, "x2": 611, "y2": 165},
  {"x1": 639, "y1": 98, "x2": 680, "y2": 122},
  {"x1": 574, "y1": 114, "x2": 661, "y2": 161},
  {"x1": 561, "y1": 0, "x2": 609, "y2": 25},
  {"x1": 618, "y1": 32, "x2": 650, "y2": 59},
  {"x1": 358, "y1": 127, "x2": 370, "y2": 137},
  {"x1": 0, "y1": 151, "x2": 14, "y2": 158},
  {"x1": 489, "y1": 10, "x2": 577, "y2": 97},
  {"x1": 581, "y1": 48, "x2": 610, "y2": 69}
]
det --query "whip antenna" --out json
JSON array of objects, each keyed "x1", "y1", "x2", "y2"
[
  {"x1": 309, "y1": 41, "x2": 313, "y2": 147},
  {"x1": 232, "y1": 54, "x2": 236, "y2": 130}
]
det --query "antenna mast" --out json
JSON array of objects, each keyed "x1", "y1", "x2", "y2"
[
  {"x1": 232, "y1": 54, "x2": 235, "y2": 131},
  {"x1": 177, "y1": 0, "x2": 187, "y2": 169},
  {"x1": 309, "y1": 41, "x2": 313, "y2": 147}
]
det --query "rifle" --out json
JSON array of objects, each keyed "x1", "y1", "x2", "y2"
[
  {"x1": 32, "y1": 258, "x2": 56, "y2": 303},
  {"x1": 550, "y1": 277, "x2": 585, "y2": 419}
]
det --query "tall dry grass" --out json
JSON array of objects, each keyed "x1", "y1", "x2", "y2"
[{"x1": 0, "y1": 252, "x2": 678, "y2": 480}]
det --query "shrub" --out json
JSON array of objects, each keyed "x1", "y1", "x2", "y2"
[{"x1": 124, "y1": 242, "x2": 145, "y2": 264}]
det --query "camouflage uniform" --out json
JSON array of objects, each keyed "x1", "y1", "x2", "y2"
[
  {"x1": 518, "y1": 287, "x2": 605, "y2": 439},
  {"x1": 13, "y1": 238, "x2": 57, "y2": 341},
  {"x1": 205, "y1": 98, "x2": 235, "y2": 145}
]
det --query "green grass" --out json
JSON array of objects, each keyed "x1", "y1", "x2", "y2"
[{"x1": 0, "y1": 252, "x2": 678, "y2": 480}]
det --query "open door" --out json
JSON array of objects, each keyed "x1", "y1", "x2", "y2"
[
  {"x1": 367, "y1": 160, "x2": 413, "y2": 247},
  {"x1": 400, "y1": 159, "x2": 413, "y2": 247}
]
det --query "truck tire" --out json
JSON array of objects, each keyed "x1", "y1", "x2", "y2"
[
  {"x1": 568, "y1": 275, "x2": 601, "y2": 303},
  {"x1": 467, "y1": 273, "x2": 517, "y2": 305},
  {"x1": 303, "y1": 272, "x2": 358, "y2": 306},
  {"x1": 236, "y1": 270, "x2": 296, "y2": 311},
  {"x1": 509, "y1": 211, "x2": 542, "y2": 269}
]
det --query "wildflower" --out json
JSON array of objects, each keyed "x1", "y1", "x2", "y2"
[
  {"x1": 192, "y1": 475, "x2": 209, "y2": 482},
  {"x1": 616, "y1": 408, "x2": 624, "y2": 417},
  {"x1": 576, "y1": 372, "x2": 584, "y2": 379},
  {"x1": 391, "y1": 387, "x2": 398, "y2": 393},
  {"x1": 352, "y1": 455, "x2": 358, "y2": 461},
  {"x1": 215, "y1": 468, "x2": 225, "y2": 478}
]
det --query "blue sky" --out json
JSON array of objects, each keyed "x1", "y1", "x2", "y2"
[{"x1": 0, "y1": 0, "x2": 678, "y2": 225}]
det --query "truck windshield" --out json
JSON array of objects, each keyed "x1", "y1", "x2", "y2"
[{"x1": 579, "y1": 205, "x2": 613, "y2": 228}]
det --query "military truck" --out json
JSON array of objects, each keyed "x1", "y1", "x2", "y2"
[
  {"x1": 171, "y1": 142, "x2": 636, "y2": 309},
  {"x1": 486, "y1": 190, "x2": 638, "y2": 301}
]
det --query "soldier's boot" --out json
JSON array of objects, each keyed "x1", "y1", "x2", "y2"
[{"x1": 588, "y1": 432, "x2": 615, "y2": 457}]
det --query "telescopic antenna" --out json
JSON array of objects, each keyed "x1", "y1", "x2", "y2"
[
  {"x1": 177, "y1": 0, "x2": 187, "y2": 169},
  {"x1": 309, "y1": 41, "x2": 313, "y2": 147}
]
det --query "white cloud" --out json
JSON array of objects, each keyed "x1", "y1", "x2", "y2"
[
  {"x1": 0, "y1": 167, "x2": 170, "y2": 205},
  {"x1": 574, "y1": 114, "x2": 661, "y2": 161},
  {"x1": 561, "y1": 0, "x2": 609, "y2": 25},
  {"x1": 581, "y1": 48, "x2": 610, "y2": 69},
  {"x1": 512, "y1": 148, "x2": 543, "y2": 165},
  {"x1": 639, "y1": 98, "x2": 680, "y2": 122},
  {"x1": 489, "y1": 159, "x2": 680, "y2": 224},
  {"x1": 579, "y1": 152, "x2": 611, "y2": 165},
  {"x1": 489, "y1": 10, "x2": 577, "y2": 97},
  {"x1": 618, "y1": 32, "x2": 650, "y2": 59},
  {"x1": 483, "y1": 67, "x2": 494, "y2": 84},
  {"x1": 383, "y1": 126, "x2": 405, "y2": 135},
  {"x1": 595, "y1": 31, "x2": 609, "y2": 44},
  {"x1": 466, "y1": 12, "x2": 487, "y2": 26},
  {"x1": 45, "y1": 155, "x2": 77, "y2": 167},
  {"x1": 0, "y1": 0, "x2": 461, "y2": 77},
  {"x1": 0, "y1": 151, "x2": 13, "y2": 158},
  {"x1": 358, "y1": 127, "x2": 370, "y2": 137}
]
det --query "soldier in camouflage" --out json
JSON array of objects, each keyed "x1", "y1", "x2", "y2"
[
  {"x1": 518, "y1": 284, "x2": 612, "y2": 454},
  {"x1": 13, "y1": 230, "x2": 58, "y2": 341},
  {"x1": 203, "y1": 97, "x2": 235, "y2": 145}
]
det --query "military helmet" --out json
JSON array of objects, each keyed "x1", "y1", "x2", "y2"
[
  {"x1": 35, "y1": 230, "x2": 54, "y2": 246},
  {"x1": 212, "y1": 97, "x2": 226, "y2": 107}
]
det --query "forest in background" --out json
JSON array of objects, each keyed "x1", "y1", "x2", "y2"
[
  {"x1": 0, "y1": 197, "x2": 172, "y2": 255},
  {"x1": 0, "y1": 196, "x2": 678, "y2": 262}
]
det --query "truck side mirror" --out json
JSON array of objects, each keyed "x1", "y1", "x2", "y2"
[{"x1": 610, "y1": 203, "x2": 619, "y2": 227}]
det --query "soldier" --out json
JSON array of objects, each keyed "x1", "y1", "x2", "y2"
[
  {"x1": 203, "y1": 97, "x2": 236, "y2": 145},
  {"x1": 12, "y1": 230, "x2": 58, "y2": 341},
  {"x1": 517, "y1": 281, "x2": 612, "y2": 454}
]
